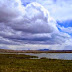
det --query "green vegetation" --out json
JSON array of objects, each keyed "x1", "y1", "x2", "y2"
[{"x1": 0, "y1": 54, "x2": 72, "y2": 72}]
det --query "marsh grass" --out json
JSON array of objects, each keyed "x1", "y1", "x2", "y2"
[{"x1": 0, "y1": 54, "x2": 72, "y2": 72}]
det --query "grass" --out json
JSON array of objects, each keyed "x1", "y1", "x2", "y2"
[{"x1": 0, "y1": 54, "x2": 72, "y2": 72}]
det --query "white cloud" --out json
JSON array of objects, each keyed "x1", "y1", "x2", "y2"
[
  {"x1": 59, "y1": 26, "x2": 72, "y2": 34},
  {"x1": 7, "y1": 2, "x2": 58, "y2": 34},
  {"x1": 23, "y1": 0, "x2": 72, "y2": 21}
]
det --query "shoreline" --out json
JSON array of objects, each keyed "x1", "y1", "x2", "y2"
[{"x1": 1, "y1": 49, "x2": 72, "y2": 53}]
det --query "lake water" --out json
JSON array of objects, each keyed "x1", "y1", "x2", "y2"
[{"x1": 24, "y1": 53, "x2": 72, "y2": 60}]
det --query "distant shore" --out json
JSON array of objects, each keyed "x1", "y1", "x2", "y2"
[{"x1": 0, "y1": 49, "x2": 72, "y2": 53}]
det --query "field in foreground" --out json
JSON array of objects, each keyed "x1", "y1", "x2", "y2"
[{"x1": 0, "y1": 54, "x2": 72, "y2": 72}]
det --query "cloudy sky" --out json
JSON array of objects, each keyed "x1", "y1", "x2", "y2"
[{"x1": 0, "y1": 0, "x2": 72, "y2": 50}]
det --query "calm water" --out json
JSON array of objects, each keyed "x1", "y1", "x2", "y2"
[{"x1": 24, "y1": 53, "x2": 72, "y2": 60}]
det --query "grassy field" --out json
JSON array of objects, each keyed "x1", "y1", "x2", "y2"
[{"x1": 0, "y1": 54, "x2": 72, "y2": 72}]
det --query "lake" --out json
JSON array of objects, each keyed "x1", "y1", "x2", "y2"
[{"x1": 24, "y1": 53, "x2": 72, "y2": 60}]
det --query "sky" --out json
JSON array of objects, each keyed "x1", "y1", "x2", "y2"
[{"x1": 0, "y1": 0, "x2": 72, "y2": 50}]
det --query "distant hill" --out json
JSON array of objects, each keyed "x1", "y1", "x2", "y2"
[{"x1": 38, "y1": 49, "x2": 49, "y2": 51}]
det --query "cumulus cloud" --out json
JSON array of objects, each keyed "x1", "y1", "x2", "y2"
[
  {"x1": 6, "y1": 2, "x2": 58, "y2": 34},
  {"x1": 0, "y1": 0, "x2": 72, "y2": 50},
  {"x1": 33, "y1": 0, "x2": 72, "y2": 21}
]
